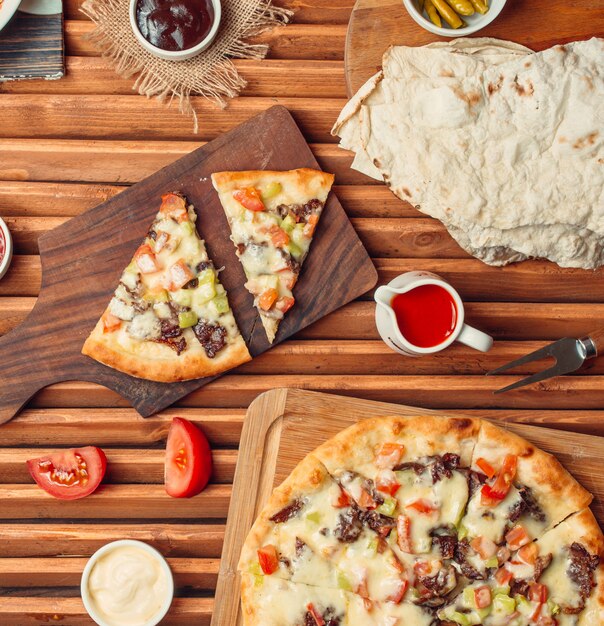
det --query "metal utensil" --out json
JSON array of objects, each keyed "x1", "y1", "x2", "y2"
[{"x1": 487, "y1": 329, "x2": 604, "y2": 393}]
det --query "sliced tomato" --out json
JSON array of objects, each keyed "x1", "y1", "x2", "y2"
[
  {"x1": 165, "y1": 417, "x2": 212, "y2": 498},
  {"x1": 166, "y1": 259, "x2": 195, "y2": 291},
  {"x1": 476, "y1": 457, "x2": 496, "y2": 479},
  {"x1": 101, "y1": 310, "x2": 122, "y2": 333},
  {"x1": 374, "y1": 442, "x2": 405, "y2": 469},
  {"x1": 358, "y1": 487, "x2": 378, "y2": 510},
  {"x1": 257, "y1": 545, "x2": 279, "y2": 575},
  {"x1": 303, "y1": 213, "x2": 320, "y2": 237},
  {"x1": 495, "y1": 566, "x2": 514, "y2": 586},
  {"x1": 332, "y1": 486, "x2": 352, "y2": 508},
  {"x1": 529, "y1": 583, "x2": 548, "y2": 603},
  {"x1": 474, "y1": 586, "x2": 492, "y2": 609},
  {"x1": 386, "y1": 577, "x2": 408, "y2": 604},
  {"x1": 277, "y1": 269, "x2": 297, "y2": 290},
  {"x1": 268, "y1": 225, "x2": 290, "y2": 248},
  {"x1": 275, "y1": 296, "x2": 295, "y2": 313},
  {"x1": 396, "y1": 514, "x2": 412, "y2": 553},
  {"x1": 406, "y1": 499, "x2": 438, "y2": 515},
  {"x1": 497, "y1": 546, "x2": 511, "y2": 564},
  {"x1": 413, "y1": 560, "x2": 433, "y2": 576},
  {"x1": 505, "y1": 525, "x2": 531, "y2": 551},
  {"x1": 160, "y1": 192, "x2": 189, "y2": 222},
  {"x1": 134, "y1": 244, "x2": 160, "y2": 274},
  {"x1": 481, "y1": 455, "x2": 517, "y2": 506},
  {"x1": 258, "y1": 288, "x2": 279, "y2": 311},
  {"x1": 470, "y1": 535, "x2": 498, "y2": 559},
  {"x1": 233, "y1": 187, "x2": 265, "y2": 212},
  {"x1": 375, "y1": 469, "x2": 400, "y2": 496},
  {"x1": 27, "y1": 447, "x2": 107, "y2": 500},
  {"x1": 518, "y1": 542, "x2": 539, "y2": 565},
  {"x1": 530, "y1": 602, "x2": 544, "y2": 622}
]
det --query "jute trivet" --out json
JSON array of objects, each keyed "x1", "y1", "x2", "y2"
[{"x1": 81, "y1": 0, "x2": 293, "y2": 130}]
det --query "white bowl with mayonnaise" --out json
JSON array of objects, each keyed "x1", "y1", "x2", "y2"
[{"x1": 81, "y1": 540, "x2": 174, "y2": 626}]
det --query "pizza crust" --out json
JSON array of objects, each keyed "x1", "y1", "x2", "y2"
[
  {"x1": 471, "y1": 421, "x2": 593, "y2": 532},
  {"x1": 82, "y1": 317, "x2": 251, "y2": 382},
  {"x1": 211, "y1": 168, "x2": 335, "y2": 197},
  {"x1": 312, "y1": 413, "x2": 482, "y2": 476}
]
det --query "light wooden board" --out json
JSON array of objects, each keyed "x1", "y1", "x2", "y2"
[
  {"x1": 213, "y1": 388, "x2": 604, "y2": 625},
  {"x1": 345, "y1": 0, "x2": 604, "y2": 96}
]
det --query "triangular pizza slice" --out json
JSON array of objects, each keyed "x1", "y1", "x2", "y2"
[
  {"x1": 211, "y1": 169, "x2": 334, "y2": 343},
  {"x1": 82, "y1": 192, "x2": 251, "y2": 382}
]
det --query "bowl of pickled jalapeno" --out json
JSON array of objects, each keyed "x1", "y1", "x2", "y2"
[{"x1": 402, "y1": 0, "x2": 507, "y2": 36}]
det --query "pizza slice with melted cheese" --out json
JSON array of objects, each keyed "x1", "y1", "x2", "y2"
[
  {"x1": 82, "y1": 193, "x2": 251, "y2": 382},
  {"x1": 211, "y1": 169, "x2": 334, "y2": 343}
]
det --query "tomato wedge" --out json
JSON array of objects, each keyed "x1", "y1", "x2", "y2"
[
  {"x1": 374, "y1": 442, "x2": 405, "y2": 469},
  {"x1": 476, "y1": 457, "x2": 496, "y2": 479},
  {"x1": 397, "y1": 514, "x2": 412, "y2": 553},
  {"x1": 233, "y1": 187, "x2": 265, "y2": 212},
  {"x1": 165, "y1": 417, "x2": 213, "y2": 498},
  {"x1": 258, "y1": 545, "x2": 280, "y2": 575},
  {"x1": 474, "y1": 586, "x2": 492, "y2": 609},
  {"x1": 332, "y1": 486, "x2": 352, "y2": 508},
  {"x1": 27, "y1": 447, "x2": 107, "y2": 500},
  {"x1": 101, "y1": 309, "x2": 121, "y2": 333},
  {"x1": 481, "y1": 455, "x2": 517, "y2": 506},
  {"x1": 406, "y1": 498, "x2": 438, "y2": 514},
  {"x1": 505, "y1": 525, "x2": 531, "y2": 551}
]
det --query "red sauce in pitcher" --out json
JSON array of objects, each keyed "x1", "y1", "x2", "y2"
[
  {"x1": 0, "y1": 228, "x2": 5, "y2": 264},
  {"x1": 391, "y1": 284, "x2": 457, "y2": 348},
  {"x1": 136, "y1": 0, "x2": 215, "y2": 52}
]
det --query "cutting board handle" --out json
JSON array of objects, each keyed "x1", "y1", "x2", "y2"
[{"x1": 0, "y1": 304, "x2": 62, "y2": 424}]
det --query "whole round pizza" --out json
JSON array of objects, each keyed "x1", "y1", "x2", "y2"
[{"x1": 239, "y1": 414, "x2": 603, "y2": 625}]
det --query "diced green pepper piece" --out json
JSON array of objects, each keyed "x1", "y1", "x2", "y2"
[
  {"x1": 493, "y1": 594, "x2": 516, "y2": 614},
  {"x1": 291, "y1": 224, "x2": 307, "y2": 247},
  {"x1": 287, "y1": 241, "x2": 303, "y2": 260},
  {"x1": 262, "y1": 181, "x2": 282, "y2": 200},
  {"x1": 180, "y1": 221, "x2": 195, "y2": 236},
  {"x1": 377, "y1": 496, "x2": 397, "y2": 517},
  {"x1": 457, "y1": 524, "x2": 469, "y2": 540},
  {"x1": 494, "y1": 585, "x2": 511, "y2": 596},
  {"x1": 305, "y1": 511, "x2": 321, "y2": 524},
  {"x1": 281, "y1": 215, "x2": 296, "y2": 233},
  {"x1": 463, "y1": 586, "x2": 476, "y2": 609},
  {"x1": 253, "y1": 573, "x2": 264, "y2": 588},
  {"x1": 485, "y1": 556, "x2": 499, "y2": 568},
  {"x1": 194, "y1": 282, "x2": 216, "y2": 306},
  {"x1": 476, "y1": 606, "x2": 492, "y2": 620},
  {"x1": 178, "y1": 310, "x2": 198, "y2": 329},
  {"x1": 212, "y1": 294, "x2": 230, "y2": 315},
  {"x1": 449, "y1": 611, "x2": 471, "y2": 626},
  {"x1": 143, "y1": 289, "x2": 169, "y2": 303},
  {"x1": 249, "y1": 562, "x2": 262, "y2": 576},
  {"x1": 367, "y1": 537, "x2": 379, "y2": 554},
  {"x1": 337, "y1": 570, "x2": 352, "y2": 591},
  {"x1": 198, "y1": 268, "x2": 215, "y2": 285}
]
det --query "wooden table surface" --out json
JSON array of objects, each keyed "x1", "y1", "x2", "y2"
[{"x1": 1, "y1": 1, "x2": 603, "y2": 623}]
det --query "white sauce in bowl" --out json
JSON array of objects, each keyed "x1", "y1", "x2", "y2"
[{"x1": 81, "y1": 540, "x2": 173, "y2": 626}]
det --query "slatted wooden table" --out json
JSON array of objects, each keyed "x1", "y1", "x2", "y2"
[{"x1": 1, "y1": 1, "x2": 604, "y2": 623}]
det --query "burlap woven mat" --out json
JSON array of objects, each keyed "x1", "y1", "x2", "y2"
[{"x1": 81, "y1": 0, "x2": 292, "y2": 130}]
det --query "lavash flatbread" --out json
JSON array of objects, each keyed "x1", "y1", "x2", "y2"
[{"x1": 334, "y1": 37, "x2": 604, "y2": 269}]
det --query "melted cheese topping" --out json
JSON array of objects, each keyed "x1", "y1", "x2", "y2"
[{"x1": 461, "y1": 486, "x2": 523, "y2": 544}]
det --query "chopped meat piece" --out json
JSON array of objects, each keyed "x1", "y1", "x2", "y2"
[
  {"x1": 154, "y1": 336, "x2": 186, "y2": 355},
  {"x1": 393, "y1": 461, "x2": 425, "y2": 474},
  {"x1": 160, "y1": 319, "x2": 182, "y2": 339},
  {"x1": 430, "y1": 454, "x2": 460, "y2": 482},
  {"x1": 534, "y1": 553, "x2": 553, "y2": 580},
  {"x1": 277, "y1": 198, "x2": 323, "y2": 223},
  {"x1": 361, "y1": 479, "x2": 385, "y2": 507},
  {"x1": 567, "y1": 542, "x2": 599, "y2": 609},
  {"x1": 454, "y1": 539, "x2": 486, "y2": 580},
  {"x1": 415, "y1": 564, "x2": 457, "y2": 607},
  {"x1": 334, "y1": 506, "x2": 363, "y2": 543},
  {"x1": 192, "y1": 320, "x2": 227, "y2": 358},
  {"x1": 303, "y1": 606, "x2": 341, "y2": 626},
  {"x1": 184, "y1": 278, "x2": 199, "y2": 289},
  {"x1": 360, "y1": 510, "x2": 396, "y2": 538},
  {"x1": 432, "y1": 534, "x2": 457, "y2": 560},
  {"x1": 269, "y1": 498, "x2": 304, "y2": 523},
  {"x1": 295, "y1": 537, "x2": 307, "y2": 557}
]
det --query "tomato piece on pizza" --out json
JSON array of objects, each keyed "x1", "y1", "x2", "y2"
[
  {"x1": 211, "y1": 169, "x2": 334, "y2": 343},
  {"x1": 82, "y1": 192, "x2": 251, "y2": 382}
]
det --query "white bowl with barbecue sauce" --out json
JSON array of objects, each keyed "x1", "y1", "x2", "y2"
[
  {"x1": 81, "y1": 540, "x2": 174, "y2": 626},
  {"x1": 0, "y1": 217, "x2": 13, "y2": 282},
  {"x1": 130, "y1": 0, "x2": 221, "y2": 61}
]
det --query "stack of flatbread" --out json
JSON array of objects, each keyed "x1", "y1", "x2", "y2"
[{"x1": 334, "y1": 37, "x2": 604, "y2": 269}]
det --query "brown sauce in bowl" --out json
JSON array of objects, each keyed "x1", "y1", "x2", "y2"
[{"x1": 135, "y1": 0, "x2": 215, "y2": 52}]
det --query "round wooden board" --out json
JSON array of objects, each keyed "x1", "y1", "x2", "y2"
[{"x1": 345, "y1": 0, "x2": 604, "y2": 96}]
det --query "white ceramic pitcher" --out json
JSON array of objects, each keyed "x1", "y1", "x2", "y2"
[{"x1": 374, "y1": 271, "x2": 493, "y2": 357}]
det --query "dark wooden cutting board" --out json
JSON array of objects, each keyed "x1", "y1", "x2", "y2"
[{"x1": 0, "y1": 106, "x2": 377, "y2": 423}]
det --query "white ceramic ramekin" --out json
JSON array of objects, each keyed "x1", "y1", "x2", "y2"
[
  {"x1": 81, "y1": 539, "x2": 174, "y2": 626},
  {"x1": 129, "y1": 0, "x2": 221, "y2": 61},
  {"x1": 0, "y1": 217, "x2": 13, "y2": 282},
  {"x1": 402, "y1": 0, "x2": 508, "y2": 37}
]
